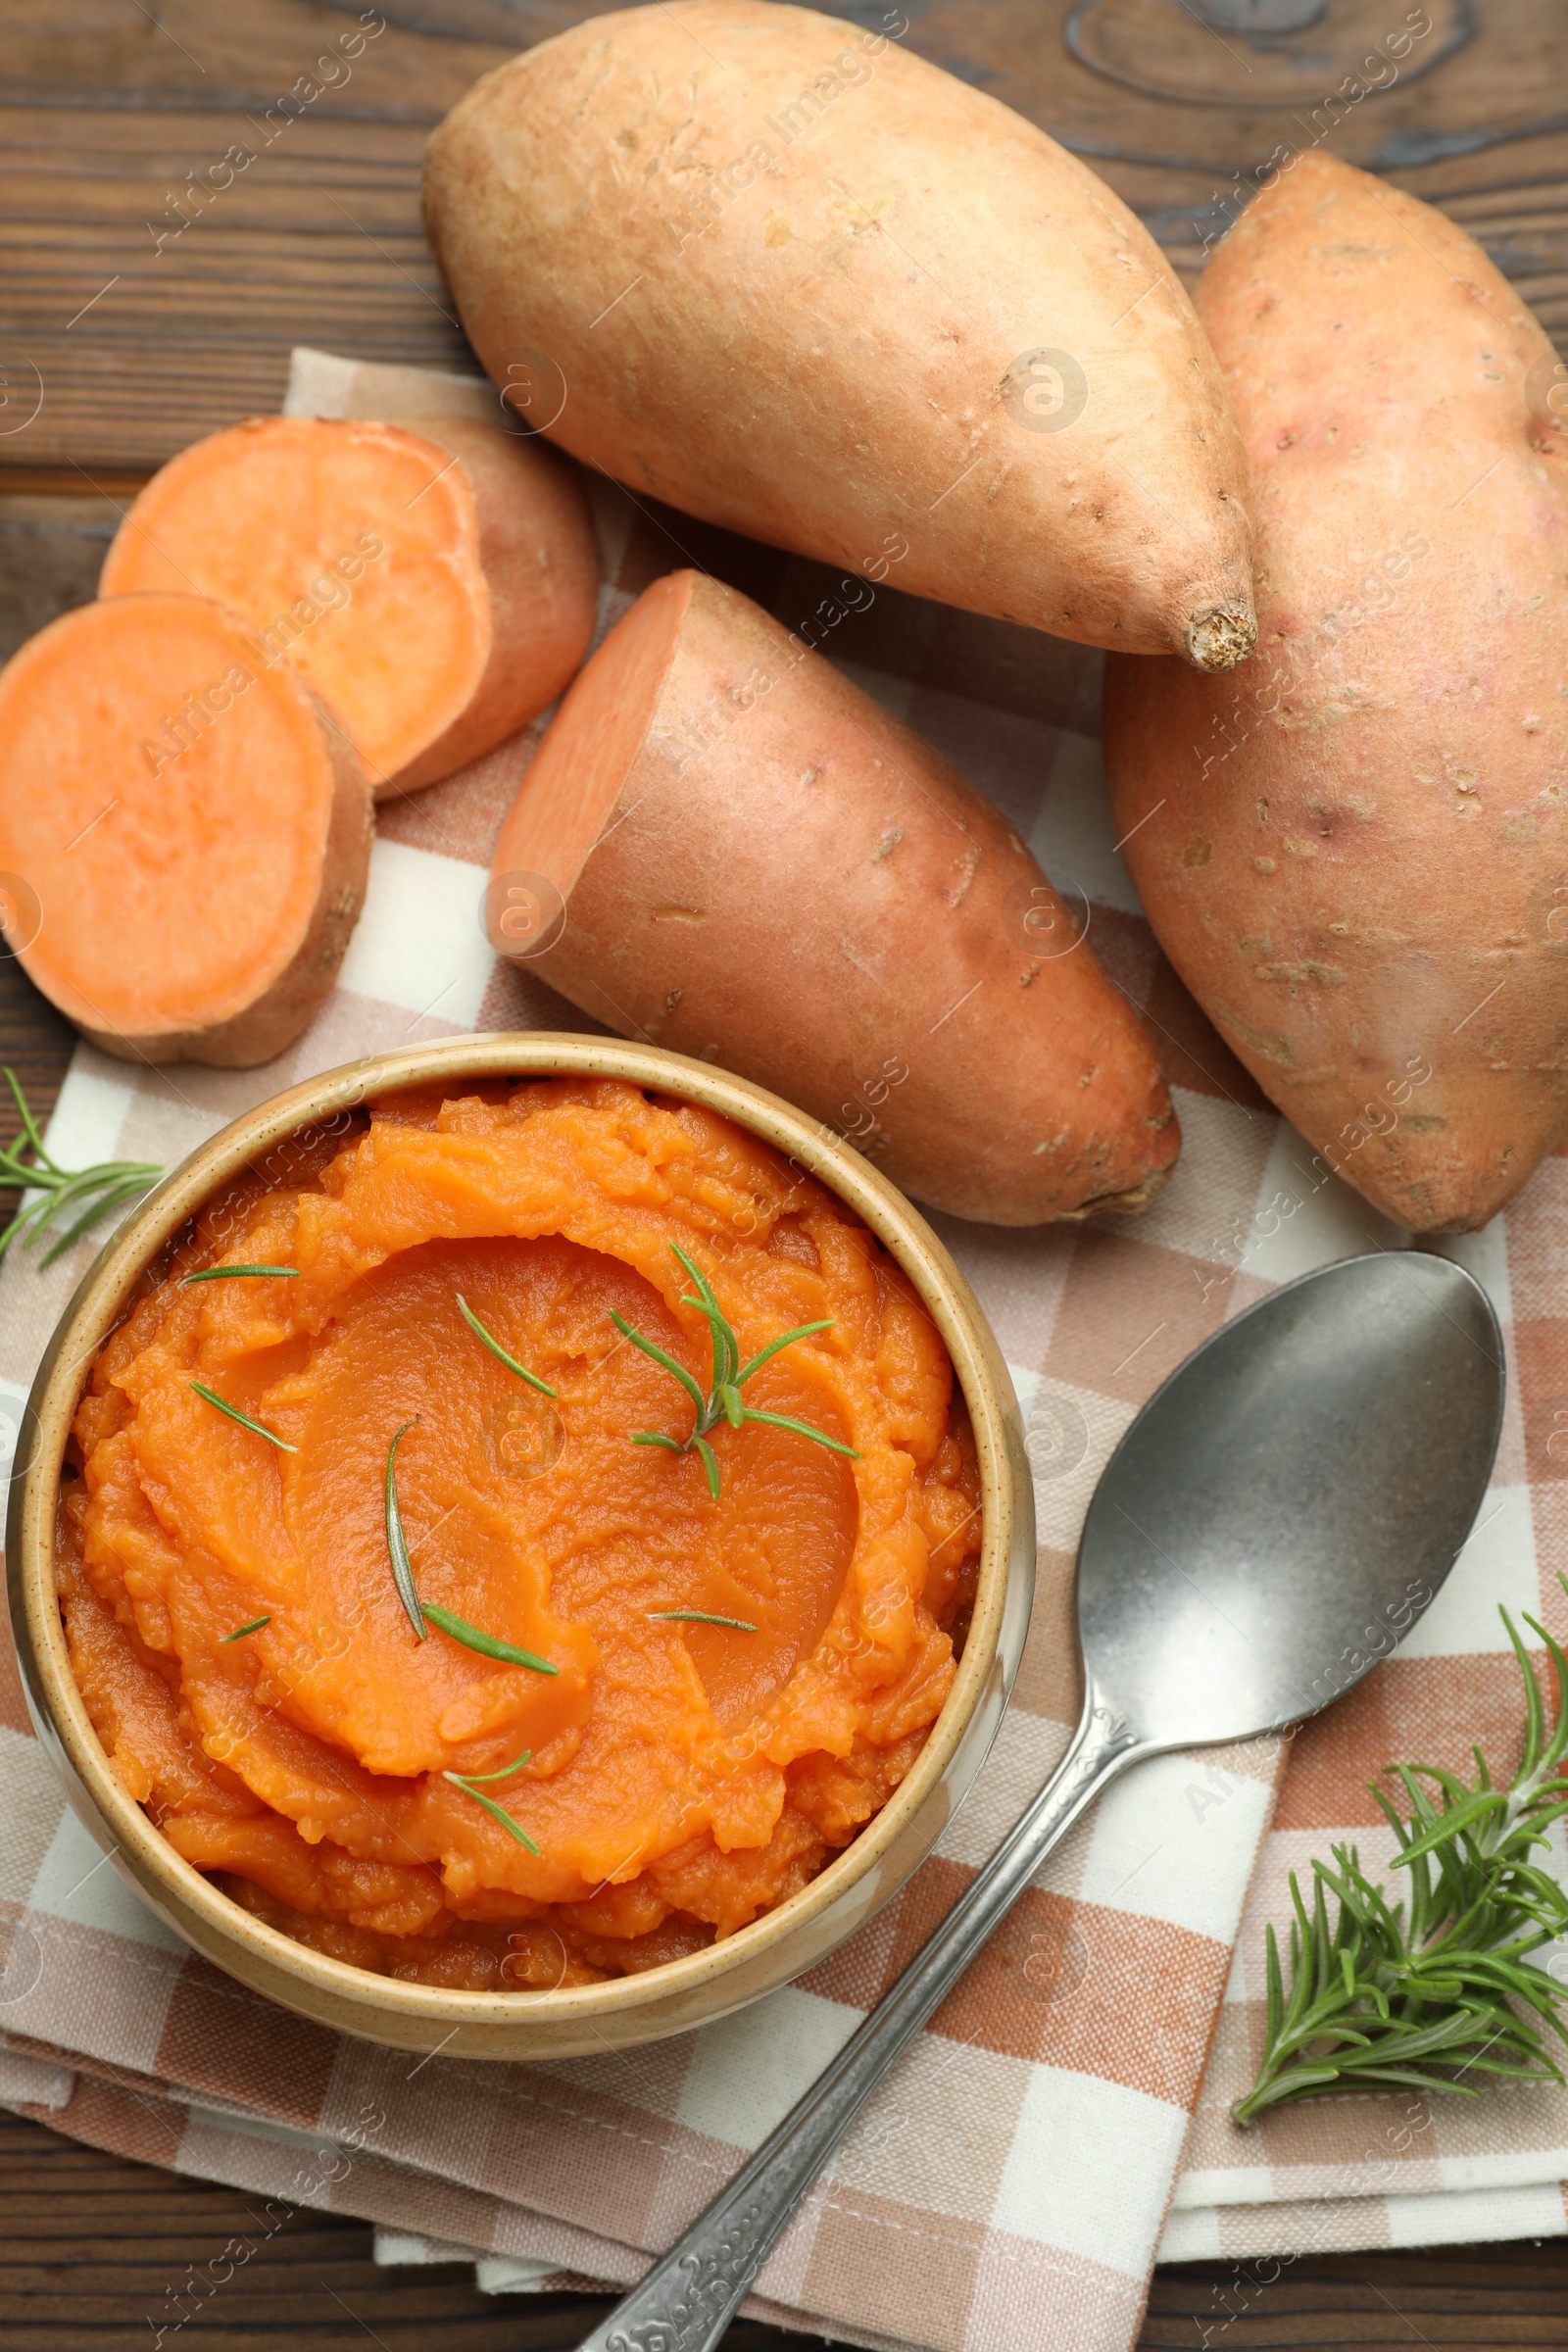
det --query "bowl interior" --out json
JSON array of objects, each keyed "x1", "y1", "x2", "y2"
[{"x1": 8, "y1": 1035, "x2": 1028, "y2": 2052}]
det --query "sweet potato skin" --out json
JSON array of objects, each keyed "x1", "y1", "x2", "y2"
[
  {"x1": 1102, "y1": 153, "x2": 1568, "y2": 1233},
  {"x1": 491, "y1": 570, "x2": 1180, "y2": 1225},
  {"x1": 423, "y1": 0, "x2": 1255, "y2": 670},
  {"x1": 377, "y1": 415, "x2": 598, "y2": 795}
]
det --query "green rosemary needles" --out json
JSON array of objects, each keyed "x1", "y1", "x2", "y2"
[
  {"x1": 613, "y1": 1242, "x2": 858, "y2": 1499},
  {"x1": 1236, "y1": 1596, "x2": 1568, "y2": 2124}
]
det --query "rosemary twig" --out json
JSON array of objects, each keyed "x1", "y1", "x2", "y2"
[
  {"x1": 382, "y1": 1427, "x2": 559, "y2": 1674},
  {"x1": 1235, "y1": 1593, "x2": 1568, "y2": 2125},
  {"x1": 183, "y1": 1264, "x2": 299, "y2": 1284},
  {"x1": 189, "y1": 1381, "x2": 296, "y2": 1453},
  {"x1": 456, "y1": 1293, "x2": 556, "y2": 1396},
  {"x1": 221, "y1": 1615, "x2": 270, "y2": 1642},
  {"x1": 422, "y1": 1600, "x2": 558, "y2": 1676},
  {"x1": 384, "y1": 1421, "x2": 425, "y2": 1640},
  {"x1": 457, "y1": 1749, "x2": 532, "y2": 1784},
  {"x1": 649, "y1": 1609, "x2": 759, "y2": 1632},
  {"x1": 0, "y1": 1066, "x2": 162, "y2": 1266},
  {"x1": 612, "y1": 1242, "x2": 858, "y2": 1498},
  {"x1": 443, "y1": 1763, "x2": 541, "y2": 1852}
]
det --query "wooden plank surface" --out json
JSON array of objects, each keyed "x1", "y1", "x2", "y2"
[
  {"x1": 1, "y1": 0, "x2": 1566, "y2": 481},
  {"x1": 0, "y1": 2111, "x2": 808, "y2": 2351},
  {"x1": 5, "y1": 0, "x2": 1568, "y2": 2342},
  {"x1": 2, "y1": 2107, "x2": 1568, "y2": 2351}
]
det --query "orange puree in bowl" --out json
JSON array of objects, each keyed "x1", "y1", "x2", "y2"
[{"x1": 59, "y1": 1079, "x2": 981, "y2": 1988}]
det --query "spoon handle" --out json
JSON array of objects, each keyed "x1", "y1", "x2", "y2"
[{"x1": 573, "y1": 1679, "x2": 1143, "y2": 2352}]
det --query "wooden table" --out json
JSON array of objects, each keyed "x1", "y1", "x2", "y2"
[{"x1": 4, "y1": 2, "x2": 1568, "y2": 2343}]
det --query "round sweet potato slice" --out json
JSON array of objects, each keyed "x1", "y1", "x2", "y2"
[
  {"x1": 0, "y1": 592, "x2": 372, "y2": 1067},
  {"x1": 100, "y1": 415, "x2": 599, "y2": 798}
]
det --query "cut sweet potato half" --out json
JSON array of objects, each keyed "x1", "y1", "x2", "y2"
[
  {"x1": 100, "y1": 415, "x2": 599, "y2": 798},
  {"x1": 489, "y1": 570, "x2": 1179, "y2": 1225},
  {"x1": 0, "y1": 593, "x2": 372, "y2": 1066}
]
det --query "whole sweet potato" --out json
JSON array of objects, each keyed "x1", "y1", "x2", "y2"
[
  {"x1": 1102, "y1": 153, "x2": 1568, "y2": 1233},
  {"x1": 424, "y1": 0, "x2": 1255, "y2": 671},
  {"x1": 488, "y1": 568, "x2": 1181, "y2": 1224}
]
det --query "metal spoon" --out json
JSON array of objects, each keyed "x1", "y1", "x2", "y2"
[{"x1": 575, "y1": 1249, "x2": 1503, "y2": 2352}]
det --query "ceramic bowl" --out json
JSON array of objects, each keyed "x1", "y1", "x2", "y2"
[{"x1": 8, "y1": 1035, "x2": 1034, "y2": 2058}]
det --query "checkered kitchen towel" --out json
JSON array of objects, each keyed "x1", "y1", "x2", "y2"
[{"x1": 0, "y1": 350, "x2": 1565, "y2": 2352}]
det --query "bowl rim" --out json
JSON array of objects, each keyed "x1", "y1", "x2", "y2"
[{"x1": 9, "y1": 1033, "x2": 1020, "y2": 2037}]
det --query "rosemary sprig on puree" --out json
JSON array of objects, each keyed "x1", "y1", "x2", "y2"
[
  {"x1": 612, "y1": 1242, "x2": 858, "y2": 1499},
  {"x1": 182, "y1": 1264, "x2": 299, "y2": 1283},
  {"x1": 442, "y1": 1752, "x2": 540, "y2": 1854}
]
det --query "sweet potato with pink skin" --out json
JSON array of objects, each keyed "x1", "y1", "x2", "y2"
[
  {"x1": 489, "y1": 569, "x2": 1180, "y2": 1225},
  {"x1": 1102, "y1": 153, "x2": 1568, "y2": 1233},
  {"x1": 423, "y1": 0, "x2": 1255, "y2": 671},
  {"x1": 101, "y1": 415, "x2": 598, "y2": 799}
]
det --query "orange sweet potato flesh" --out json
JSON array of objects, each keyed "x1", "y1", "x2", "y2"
[
  {"x1": 490, "y1": 569, "x2": 1180, "y2": 1225},
  {"x1": 1102, "y1": 155, "x2": 1568, "y2": 1233},
  {"x1": 0, "y1": 593, "x2": 371, "y2": 1067},
  {"x1": 422, "y1": 0, "x2": 1256, "y2": 670},
  {"x1": 100, "y1": 415, "x2": 598, "y2": 798},
  {"x1": 61, "y1": 1079, "x2": 982, "y2": 1987}
]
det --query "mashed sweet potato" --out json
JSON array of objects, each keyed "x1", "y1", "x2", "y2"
[{"x1": 59, "y1": 1078, "x2": 981, "y2": 1988}]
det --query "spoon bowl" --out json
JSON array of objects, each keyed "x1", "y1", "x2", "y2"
[{"x1": 1080, "y1": 1249, "x2": 1504, "y2": 1749}]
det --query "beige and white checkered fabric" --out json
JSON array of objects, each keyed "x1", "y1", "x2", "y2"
[{"x1": 0, "y1": 353, "x2": 1564, "y2": 2352}]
